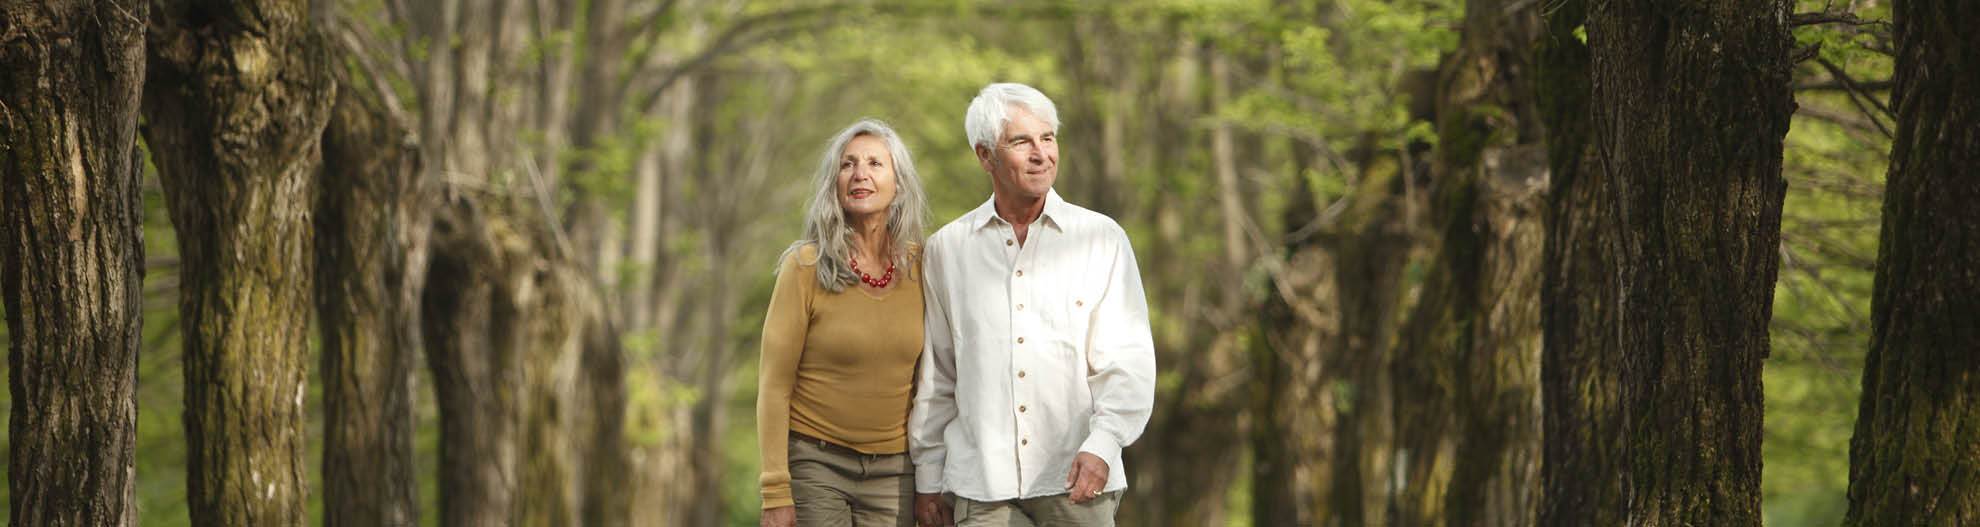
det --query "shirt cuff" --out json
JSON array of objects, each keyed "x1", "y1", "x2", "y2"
[
  {"x1": 914, "y1": 461, "x2": 946, "y2": 494},
  {"x1": 1078, "y1": 431, "x2": 1122, "y2": 463},
  {"x1": 761, "y1": 483, "x2": 793, "y2": 510}
]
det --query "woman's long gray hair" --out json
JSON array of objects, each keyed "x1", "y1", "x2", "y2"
[{"x1": 784, "y1": 119, "x2": 929, "y2": 293}]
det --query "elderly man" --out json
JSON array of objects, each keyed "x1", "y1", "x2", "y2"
[{"x1": 908, "y1": 83, "x2": 1157, "y2": 527}]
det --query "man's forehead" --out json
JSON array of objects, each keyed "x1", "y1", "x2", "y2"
[{"x1": 1000, "y1": 111, "x2": 1054, "y2": 140}]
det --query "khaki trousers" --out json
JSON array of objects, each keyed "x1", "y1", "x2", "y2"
[
  {"x1": 950, "y1": 490, "x2": 1121, "y2": 527},
  {"x1": 789, "y1": 435, "x2": 914, "y2": 527}
]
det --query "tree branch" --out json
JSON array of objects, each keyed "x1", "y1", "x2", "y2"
[
  {"x1": 1789, "y1": 11, "x2": 1891, "y2": 28},
  {"x1": 1795, "y1": 102, "x2": 1892, "y2": 141},
  {"x1": 1794, "y1": 78, "x2": 1893, "y2": 92},
  {"x1": 330, "y1": 15, "x2": 416, "y2": 130},
  {"x1": 1815, "y1": 56, "x2": 1893, "y2": 117}
]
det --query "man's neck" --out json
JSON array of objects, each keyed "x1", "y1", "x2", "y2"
[
  {"x1": 993, "y1": 192, "x2": 1046, "y2": 247},
  {"x1": 993, "y1": 193, "x2": 1046, "y2": 228}
]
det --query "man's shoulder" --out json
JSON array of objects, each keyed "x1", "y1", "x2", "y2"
[
  {"x1": 1053, "y1": 200, "x2": 1130, "y2": 241},
  {"x1": 928, "y1": 214, "x2": 978, "y2": 248}
]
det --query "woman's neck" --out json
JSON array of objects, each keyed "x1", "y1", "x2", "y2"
[{"x1": 848, "y1": 213, "x2": 890, "y2": 263}]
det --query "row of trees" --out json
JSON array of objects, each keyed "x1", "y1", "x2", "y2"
[{"x1": 1, "y1": 0, "x2": 1972, "y2": 525}]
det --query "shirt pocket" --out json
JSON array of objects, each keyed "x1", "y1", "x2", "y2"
[{"x1": 1048, "y1": 273, "x2": 1103, "y2": 355}]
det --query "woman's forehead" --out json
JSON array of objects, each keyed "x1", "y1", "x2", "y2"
[{"x1": 842, "y1": 135, "x2": 890, "y2": 157}]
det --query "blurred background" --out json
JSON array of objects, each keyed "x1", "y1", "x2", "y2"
[{"x1": 0, "y1": 0, "x2": 1891, "y2": 525}]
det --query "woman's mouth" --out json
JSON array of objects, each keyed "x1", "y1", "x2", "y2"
[{"x1": 848, "y1": 189, "x2": 874, "y2": 199}]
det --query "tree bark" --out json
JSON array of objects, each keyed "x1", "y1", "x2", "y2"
[
  {"x1": 140, "y1": 0, "x2": 336, "y2": 524},
  {"x1": 1843, "y1": 0, "x2": 1980, "y2": 524},
  {"x1": 1326, "y1": 149, "x2": 1413, "y2": 527},
  {"x1": 421, "y1": 199, "x2": 524, "y2": 527},
  {"x1": 1252, "y1": 144, "x2": 1340, "y2": 526},
  {"x1": 1540, "y1": 0, "x2": 1793, "y2": 524},
  {"x1": 0, "y1": 1, "x2": 148, "y2": 525},
  {"x1": 1393, "y1": 0, "x2": 1548, "y2": 524},
  {"x1": 316, "y1": 69, "x2": 428, "y2": 527}
]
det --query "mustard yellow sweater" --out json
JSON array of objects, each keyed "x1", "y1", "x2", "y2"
[{"x1": 756, "y1": 244, "x2": 923, "y2": 509}]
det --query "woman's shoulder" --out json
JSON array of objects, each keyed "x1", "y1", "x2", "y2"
[{"x1": 782, "y1": 242, "x2": 823, "y2": 268}]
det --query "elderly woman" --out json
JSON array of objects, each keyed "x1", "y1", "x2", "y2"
[{"x1": 758, "y1": 118, "x2": 929, "y2": 527}]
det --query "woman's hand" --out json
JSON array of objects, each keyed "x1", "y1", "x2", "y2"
[
  {"x1": 761, "y1": 505, "x2": 796, "y2": 527},
  {"x1": 915, "y1": 493, "x2": 953, "y2": 527}
]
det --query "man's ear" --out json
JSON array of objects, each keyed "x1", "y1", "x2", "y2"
[{"x1": 974, "y1": 145, "x2": 995, "y2": 172}]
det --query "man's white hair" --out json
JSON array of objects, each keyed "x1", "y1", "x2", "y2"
[{"x1": 964, "y1": 83, "x2": 1061, "y2": 151}]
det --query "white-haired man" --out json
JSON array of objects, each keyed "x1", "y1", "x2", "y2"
[{"x1": 908, "y1": 83, "x2": 1157, "y2": 527}]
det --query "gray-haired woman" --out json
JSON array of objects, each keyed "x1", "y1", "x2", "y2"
[{"x1": 757, "y1": 119, "x2": 929, "y2": 527}]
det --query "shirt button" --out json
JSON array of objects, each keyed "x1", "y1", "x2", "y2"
[
  {"x1": 1017, "y1": 337, "x2": 1025, "y2": 344},
  {"x1": 1006, "y1": 239, "x2": 1015, "y2": 246},
  {"x1": 1019, "y1": 405, "x2": 1028, "y2": 413},
  {"x1": 1018, "y1": 370, "x2": 1027, "y2": 378},
  {"x1": 1076, "y1": 300, "x2": 1084, "y2": 307},
  {"x1": 1017, "y1": 304, "x2": 1025, "y2": 310},
  {"x1": 1016, "y1": 270, "x2": 1024, "y2": 277},
  {"x1": 1021, "y1": 438, "x2": 1029, "y2": 446}
]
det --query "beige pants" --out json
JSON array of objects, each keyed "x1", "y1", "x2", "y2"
[
  {"x1": 951, "y1": 491, "x2": 1121, "y2": 527},
  {"x1": 789, "y1": 436, "x2": 914, "y2": 527}
]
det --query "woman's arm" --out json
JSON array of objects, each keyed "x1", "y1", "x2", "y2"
[{"x1": 757, "y1": 249, "x2": 814, "y2": 510}]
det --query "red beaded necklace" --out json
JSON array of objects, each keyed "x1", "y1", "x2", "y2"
[{"x1": 848, "y1": 254, "x2": 895, "y2": 288}]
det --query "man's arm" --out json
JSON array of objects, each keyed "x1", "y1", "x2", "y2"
[
  {"x1": 1077, "y1": 228, "x2": 1157, "y2": 464},
  {"x1": 908, "y1": 242, "x2": 959, "y2": 495}
]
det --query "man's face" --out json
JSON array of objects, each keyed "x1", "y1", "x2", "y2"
[{"x1": 976, "y1": 104, "x2": 1058, "y2": 202}]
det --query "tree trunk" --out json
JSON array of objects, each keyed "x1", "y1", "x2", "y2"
[
  {"x1": 316, "y1": 74, "x2": 428, "y2": 527},
  {"x1": 1534, "y1": 0, "x2": 1619, "y2": 524},
  {"x1": 1326, "y1": 150, "x2": 1412, "y2": 527},
  {"x1": 1843, "y1": 1, "x2": 1980, "y2": 523},
  {"x1": 1124, "y1": 41, "x2": 1244, "y2": 527},
  {"x1": 421, "y1": 200, "x2": 524, "y2": 527},
  {"x1": 1393, "y1": 0, "x2": 1548, "y2": 524},
  {"x1": 1540, "y1": 0, "x2": 1793, "y2": 524},
  {"x1": 579, "y1": 312, "x2": 631, "y2": 527},
  {"x1": 140, "y1": 0, "x2": 336, "y2": 524},
  {"x1": 1253, "y1": 145, "x2": 1340, "y2": 526},
  {"x1": 0, "y1": 1, "x2": 147, "y2": 525}
]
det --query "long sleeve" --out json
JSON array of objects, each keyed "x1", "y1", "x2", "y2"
[
  {"x1": 756, "y1": 251, "x2": 813, "y2": 509},
  {"x1": 1076, "y1": 229, "x2": 1157, "y2": 463},
  {"x1": 908, "y1": 242, "x2": 959, "y2": 494}
]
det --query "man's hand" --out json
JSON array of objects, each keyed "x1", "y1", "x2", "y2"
[
  {"x1": 761, "y1": 505, "x2": 795, "y2": 527},
  {"x1": 1064, "y1": 452, "x2": 1109, "y2": 504},
  {"x1": 915, "y1": 492, "x2": 953, "y2": 527}
]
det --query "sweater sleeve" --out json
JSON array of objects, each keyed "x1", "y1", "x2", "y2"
[{"x1": 756, "y1": 248, "x2": 815, "y2": 509}]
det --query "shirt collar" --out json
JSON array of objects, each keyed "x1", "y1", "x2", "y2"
[{"x1": 973, "y1": 189, "x2": 1069, "y2": 233}]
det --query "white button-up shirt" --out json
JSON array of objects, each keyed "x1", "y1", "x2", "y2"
[{"x1": 909, "y1": 190, "x2": 1157, "y2": 501}]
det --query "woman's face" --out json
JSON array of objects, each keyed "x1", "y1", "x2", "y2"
[{"x1": 837, "y1": 134, "x2": 898, "y2": 222}]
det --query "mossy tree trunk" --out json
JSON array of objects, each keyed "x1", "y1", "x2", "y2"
[
  {"x1": 1844, "y1": 0, "x2": 1980, "y2": 524},
  {"x1": 1393, "y1": 0, "x2": 1548, "y2": 523},
  {"x1": 1327, "y1": 148, "x2": 1414, "y2": 527},
  {"x1": 140, "y1": 0, "x2": 336, "y2": 524},
  {"x1": 0, "y1": 1, "x2": 148, "y2": 525},
  {"x1": 316, "y1": 67, "x2": 428, "y2": 526},
  {"x1": 1253, "y1": 144, "x2": 1341, "y2": 526},
  {"x1": 1539, "y1": 0, "x2": 1793, "y2": 524}
]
